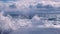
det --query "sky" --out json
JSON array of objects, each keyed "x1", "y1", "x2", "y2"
[
  {"x1": 0, "y1": 0, "x2": 60, "y2": 34},
  {"x1": 0, "y1": 0, "x2": 60, "y2": 2}
]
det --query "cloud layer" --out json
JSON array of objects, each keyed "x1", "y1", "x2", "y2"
[{"x1": 0, "y1": 0, "x2": 60, "y2": 34}]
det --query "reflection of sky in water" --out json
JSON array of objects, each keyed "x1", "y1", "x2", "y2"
[{"x1": 0, "y1": 0, "x2": 60, "y2": 34}]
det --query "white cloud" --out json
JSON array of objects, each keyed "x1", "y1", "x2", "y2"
[
  {"x1": 0, "y1": 0, "x2": 60, "y2": 29},
  {"x1": 0, "y1": 0, "x2": 60, "y2": 34}
]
